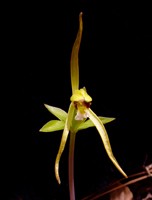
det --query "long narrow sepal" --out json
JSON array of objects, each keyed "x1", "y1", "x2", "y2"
[
  {"x1": 70, "y1": 12, "x2": 83, "y2": 94},
  {"x1": 55, "y1": 103, "x2": 75, "y2": 184},
  {"x1": 86, "y1": 108, "x2": 128, "y2": 178}
]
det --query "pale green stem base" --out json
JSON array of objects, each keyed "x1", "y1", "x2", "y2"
[{"x1": 69, "y1": 131, "x2": 76, "y2": 200}]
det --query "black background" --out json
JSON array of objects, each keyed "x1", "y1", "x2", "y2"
[{"x1": 3, "y1": 1, "x2": 152, "y2": 199}]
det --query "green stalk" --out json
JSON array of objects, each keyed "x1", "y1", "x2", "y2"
[{"x1": 68, "y1": 130, "x2": 76, "y2": 200}]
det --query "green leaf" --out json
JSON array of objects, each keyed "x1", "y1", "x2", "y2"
[
  {"x1": 86, "y1": 108, "x2": 127, "y2": 178},
  {"x1": 39, "y1": 120, "x2": 65, "y2": 132},
  {"x1": 55, "y1": 103, "x2": 75, "y2": 184},
  {"x1": 44, "y1": 104, "x2": 67, "y2": 121},
  {"x1": 77, "y1": 116, "x2": 115, "y2": 131},
  {"x1": 70, "y1": 12, "x2": 83, "y2": 94}
]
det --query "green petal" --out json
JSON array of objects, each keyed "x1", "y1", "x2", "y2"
[
  {"x1": 99, "y1": 116, "x2": 115, "y2": 124},
  {"x1": 39, "y1": 120, "x2": 65, "y2": 132},
  {"x1": 77, "y1": 116, "x2": 115, "y2": 131},
  {"x1": 70, "y1": 12, "x2": 83, "y2": 94},
  {"x1": 55, "y1": 103, "x2": 75, "y2": 184},
  {"x1": 44, "y1": 104, "x2": 67, "y2": 121},
  {"x1": 86, "y1": 108, "x2": 127, "y2": 178}
]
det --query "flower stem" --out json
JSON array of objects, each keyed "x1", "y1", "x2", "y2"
[{"x1": 69, "y1": 130, "x2": 76, "y2": 200}]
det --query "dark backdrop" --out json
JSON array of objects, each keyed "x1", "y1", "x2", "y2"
[{"x1": 3, "y1": 1, "x2": 152, "y2": 199}]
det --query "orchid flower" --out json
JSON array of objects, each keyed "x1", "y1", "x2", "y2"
[{"x1": 39, "y1": 12, "x2": 127, "y2": 200}]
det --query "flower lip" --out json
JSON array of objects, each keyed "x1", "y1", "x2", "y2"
[{"x1": 73, "y1": 100, "x2": 92, "y2": 121}]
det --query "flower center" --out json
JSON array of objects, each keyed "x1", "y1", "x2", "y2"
[{"x1": 70, "y1": 88, "x2": 92, "y2": 120}]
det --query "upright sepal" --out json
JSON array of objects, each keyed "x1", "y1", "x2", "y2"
[{"x1": 70, "y1": 12, "x2": 83, "y2": 94}]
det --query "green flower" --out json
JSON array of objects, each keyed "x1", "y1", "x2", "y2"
[{"x1": 40, "y1": 12, "x2": 127, "y2": 187}]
